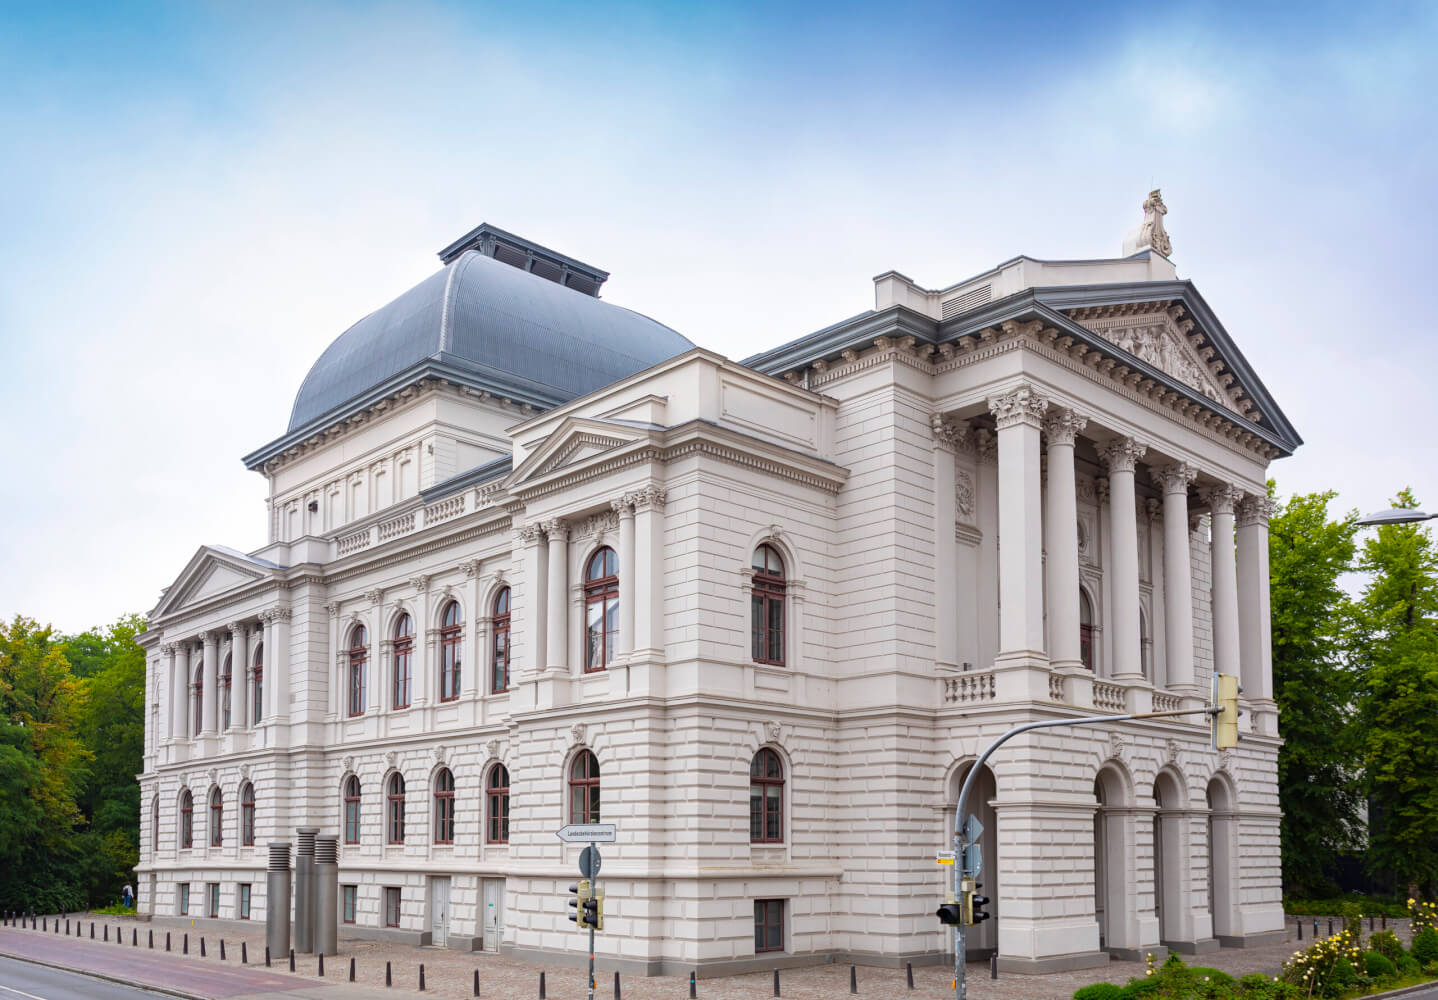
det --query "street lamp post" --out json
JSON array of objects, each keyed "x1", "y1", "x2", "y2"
[{"x1": 1356, "y1": 508, "x2": 1438, "y2": 527}]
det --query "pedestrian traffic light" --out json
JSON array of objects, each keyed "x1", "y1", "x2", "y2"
[
  {"x1": 583, "y1": 888, "x2": 604, "y2": 931},
  {"x1": 936, "y1": 889, "x2": 964, "y2": 926},
  {"x1": 1212, "y1": 673, "x2": 1239, "y2": 750},
  {"x1": 568, "y1": 880, "x2": 592, "y2": 929}
]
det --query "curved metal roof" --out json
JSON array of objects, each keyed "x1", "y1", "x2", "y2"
[{"x1": 287, "y1": 249, "x2": 694, "y2": 432}]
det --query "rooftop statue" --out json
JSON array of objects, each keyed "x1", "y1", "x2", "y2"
[{"x1": 1123, "y1": 188, "x2": 1172, "y2": 257}]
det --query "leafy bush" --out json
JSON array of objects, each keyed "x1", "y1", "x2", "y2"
[
  {"x1": 1283, "y1": 895, "x2": 1409, "y2": 918},
  {"x1": 1362, "y1": 950, "x2": 1396, "y2": 979},
  {"x1": 1412, "y1": 897, "x2": 1438, "y2": 937},
  {"x1": 1281, "y1": 929, "x2": 1366, "y2": 998},
  {"x1": 1424, "y1": 960, "x2": 1438, "y2": 976},
  {"x1": 1369, "y1": 929, "x2": 1404, "y2": 961},
  {"x1": 1117, "y1": 978, "x2": 1159, "y2": 999},
  {"x1": 1236, "y1": 972, "x2": 1305, "y2": 999},
  {"x1": 91, "y1": 903, "x2": 135, "y2": 916},
  {"x1": 1412, "y1": 926, "x2": 1438, "y2": 965},
  {"x1": 1074, "y1": 984, "x2": 1124, "y2": 1000},
  {"x1": 1396, "y1": 952, "x2": 1420, "y2": 976}
]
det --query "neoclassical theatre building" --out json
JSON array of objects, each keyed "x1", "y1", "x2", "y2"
[{"x1": 136, "y1": 197, "x2": 1296, "y2": 974}]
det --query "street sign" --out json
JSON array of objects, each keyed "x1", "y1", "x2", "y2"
[
  {"x1": 962, "y1": 844, "x2": 983, "y2": 879},
  {"x1": 961, "y1": 814, "x2": 984, "y2": 844},
  {"x1": 936, "y1": 851, "x2": 955, "y2": 866},
  {"x1": 556, "y1": 823, "x2": 617, "y2": 844},
  {"x1": 579, "y1": 845, "x2": 602, "y2": 879}
]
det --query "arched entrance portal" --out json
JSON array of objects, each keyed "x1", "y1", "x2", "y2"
[
  {"x1": 1153, "y1": 769, "x2": 1186, "y2": 946},
  {"x1": 1207, "y1": 775, "x2": 1237, "y2": 942},
  {"x1": 1094, "y1": 764, "x2": 1133, "y2": 954},
  {"x1": 950, "y1": 763, "x2": 999, "y2": 958}
]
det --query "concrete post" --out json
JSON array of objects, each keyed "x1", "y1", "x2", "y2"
[{"x1": 266, "y1": 843, "x2": 291, "y2": 961}]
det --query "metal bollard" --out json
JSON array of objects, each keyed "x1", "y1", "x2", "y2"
[
  {"x1": 906, "y1": 962, "x2": 914, "y2": 989},
  {"x1": 1297, "y1": 919, "x2": 1303, "y2": 940},
  {"x1": 219, "y1": 939, "x2": 225, "y2": 961},
  {"x1": 474, "y1": 968, "x2": 480, "y2": 996},
  {"x1": 200, "y1": 936, "x2": 206, "y2": 957},
  {"x1": 43, "y1": 918, "x2": 47, "y2": 932},
  {"x1": 850, "y1": 964, "x2": 858, "y2": 994},
  {"x1": 991, "y1": 955, "x2": 998, "y2": 979},
  {"x1": 350, "y1": 957, "x2": 356, "y2": 982},
  {"x1": 148, "y1": 929, "x2": 153, "y2": 949},
  {"x1": 242, "y1": 941, "x2": 247, "y2": 964},
  {"x1": 104, "y1": 924, "x2": 108, "y2": 941},
  {"x1": 419, "y1": 963, "x2": 425, "y2": 991},
  {"x1": 132, "y1": 929, "x2": 137, "y2": 947},
  {"x1": 166, "y1": 931, "x2": 171, "y2": 951},
  {"x1": 183, "y1": 933, "x2": 189, "y2": 954},
  {"x1": 265, "y1": 945, "x2": 271, "y2": 967},
  {"x1": 614, "y1": 970, "x2": 621, "y2": 1000},
  {"x1": 289, "y1": 948, "x2": 295, "y2": 972},
  {"x1": 1370, "y1": 915, "x2": 1375, "y2": 931},
  {"x1": 773, "y1": 968, "x2": 781, "y2": 996},
  {"x1": 1382, "y1": 914, "x2": 1387, "y2": 930},
  {"x1": 690, "y1": 970, "x2": 697, "y2": 997},
  {"x1": 386, "y1": 960, "x2": 392, "y2": 987},
  {"x1": 319, "y1": 953, "x2": 324, "y2": 977},
  {"x1": 91, "y1": 922, "x2": 95, "y2": 939},
  {"x1": 538, "y1": 970, "x2": 545, "y2": 998}
]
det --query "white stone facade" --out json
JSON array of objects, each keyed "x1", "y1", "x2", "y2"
[{"x1": 136, "y1": 211, "x2": 1295, "y2": 975}]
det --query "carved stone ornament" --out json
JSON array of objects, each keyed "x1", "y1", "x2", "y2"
[
  {"x1": 1238, "y1": 495, "x2": 1276, "y2": 528},
  {"x1": 159, "y1": 642, "x2": 175, "y2": 656},
  {"x1": 987, "y1": 385, "x2": 1049, "y2": 430},
  {"x1": 955, "y1": 471, "x2": 976, "y2": 523},
  {"x1": 764, "y1": 721, "x2": 782, "y2": 744},
  {"x1": 1043, "y1": 408, "x2": 1088, "y2": 447},
  {"x1": 207, "y1": 767, "x2": 218, "y2": 786},
  {"x1": 324, "y1": 602, "x2": 342, "y2": 618},
  {"x1": 1099, "y1": 437, "x2": 1147, "y2": 474},
  {"x1": 571, "y1": 723, "x2": 588, "y2": 747},
  {"x1": 581, "y1": 509, "x2": 620, "y2": 538},
  {"x1": 1145, "y1": 497, "x2": 1162, "y2": 521},
  {"x1": 384, "y1": 750, "x2": 397, "y2": 769},
  {"x1": 365, "y1": 588, "x2": 384, "y2": 606},
  {"x1": 485, "y1": 739, "x2": 501, "y2": 761},
  {"x1": 433, "y1": 745, "x2": 446, "y2": 764},
  {"x1": 239, "y1": 764, "x2": 250, "y2": 780},
  {"x1": 343, "y1": 755, "x2": 355, "y2": 774},
  {"x1": 930, "y1": 414, "x2": 969, "y2": 452},
  {"x1": 1218, "y1": 749, "x2": 1235, "y2": 774},
  {"x1": 1155, "y1": 462, "x2": 1197, "y2": 496},
  {"x1": 972, "y1": 428, "x2": 995, "y2": 462},
  {"x1": 1166, "y1": 739, "x2": 1181, "y2": 765},
  {"x1": 516, "y1": 523, "x2": 543, "y2": 544},
  {"x1": 1095, "y1": 477, "x2": 1111, "y2": 506},
  {"x1": 1200, "y1": 484, "x2": 1245, "y2": 516},
  {"x1": 629, "y1": 486, "x2": 667, "y2": 511},
  {"x1": 542, "y1": 518, "x2": 570, "y2": 541},
  {"x1": 410, "y1": 575, "x2": 431, "y2": 594},
  {"x1": 460, "y1": 558, "x2": 483, "y2": 578},
  {"x1": 1108, "y1": 732, "x2": 1128, "y2": 763},
  {"x1": 1126, "y1": 188, "x2": 1172, "y2": 257}
]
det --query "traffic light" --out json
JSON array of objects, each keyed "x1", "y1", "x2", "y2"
[
  {"x1": 936, "y1": 889, "x2": 964, "y2": 926},
  {"x1": 970, "y1": 884, "x2": 991, "y2": 925},
  {"x1": 1212, "y1": 673, "x2": 1239, "y2": 750},
  {"x1": 583, "y1": 888, "x2": 604, "y2": 931},
  {"x1": 568, "y1": 880, "x2": 592, "y2": 929}
]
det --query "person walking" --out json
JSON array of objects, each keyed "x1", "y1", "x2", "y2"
[{"x1": 121, "y1": 884, "x2": 133, "y2": 908}]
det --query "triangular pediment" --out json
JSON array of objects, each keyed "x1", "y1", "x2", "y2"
[
  {"x1": 509, "y1": 417, "x2": 656, "y2": 487},
  {"x1": 152, "y1": 546, "x2": 272, "y2": 619}
]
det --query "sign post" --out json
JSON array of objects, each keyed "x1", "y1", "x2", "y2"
[{"x1": 557, "y1": 824, "x2": 617, "y2": 1000}]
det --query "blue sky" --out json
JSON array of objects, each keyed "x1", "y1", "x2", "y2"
[{"x1": 1, "y1": 1, "x2": 1435, "y2": 631}]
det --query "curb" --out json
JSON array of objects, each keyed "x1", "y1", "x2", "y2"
[
  {"x1": 0, "y1": 945, "x2": 216, "y2": 1000},
  {"x1": 1365, "y1": 982, "x2": 1438, "y2": 1000}
]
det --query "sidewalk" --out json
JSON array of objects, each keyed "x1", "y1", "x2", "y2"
[{"x1": 0, "y1": 912, "x2": 1381, "y2": 1000}]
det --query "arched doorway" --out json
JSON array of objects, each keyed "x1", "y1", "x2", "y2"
[
  {"x1": 1094, "y1": 763, "x2": 1133, "y2": 954},
  {"x1": 950, "y1": 763, "x2": 999, "y2": 958},
  {"x1": 1153, "y1": 769, "x2": 1186, "y2": 946},
  {"x1": 1206, "y1": 775, "x2": 1237, "y2": 942}
]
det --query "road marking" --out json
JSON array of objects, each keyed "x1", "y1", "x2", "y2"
[{"x1": 0, "y1": 984, "x2": 50, "y2": 1000}]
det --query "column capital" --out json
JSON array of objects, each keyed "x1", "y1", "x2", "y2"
[
  {"x1": 541, "y1": 518, "x2": 569, "y2": 541},
  {"x1": 1237, "y1": 495, "x2": 1276, "y2": 527},
  {"x1": 260, "y1": 606, "x2": 293, "y2": 624},
  {"x1": 1154, "y1": 462, "x2": 1198, "y2": 495},
  {"x1": 409, "y1": 574, "x2": 431, "y2": 594},
  {"x1": 629, "y1": 486, "x2": 667, "y2": 511},
  {"x1": 1099, "y1": 437, "x2": 1147, "y2": 474},
  {"x1": 160, "y1": 642, "x2": 177, "y2": 656},
  {"x1": 1201, "y1": 484, "x2": 1245, "y2": 516},
  {"x1": 1042, "y1": 408, "x2": 1088, "y2": 447},
  {"x1": 973, "y1": 427, "x2": 995, "y2": 462},
  {"x1": 226, "y1": 621, "x2": 245, "y2": 638},
  {"x1": 199, "y1": 630, "x2": 218, "y2": 646},
  {"x1": 987, "y1": 384, "x2": 1049, "y2": 430},
  {"x1": 609, "y1": 497, "x2": 635, "y2": 517},
  {"x1": 325, "y1": 601, "x2": 343, "y2": 618},
  {"x1": 929, "y1": 414, "x2": 970, "y2": 453},
  {"x1": 514, "y1": 522, "x2": 543, "y2": 544},
  {"x1": 459, "y1": 558, "x2": 484, "y2": 578}
]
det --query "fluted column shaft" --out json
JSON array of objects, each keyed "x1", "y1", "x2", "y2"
[
  {"x1": 1101, "y1": 438, "x2": 1147, "y2": 680},
  {"x1": 614, "y1": 501, "x2": 636, "y2": 657},
  {"x1": 544, "y1": 520, "x2": 569, "y2": 671},
  {"x1": 1237, "y1": 497, "x2": 1275, "y2": 702},
  {"x1": 1043, "y1": 409, "x2": 1087, "y2": 669},
  {"x1": 930, "y1": 416, "x2": 964, "y2": 670},
  {"x1": 229, "y1": 624, "x2": 249, "y2": 730},
  {"x1": 200, "y1": 632, "x2": 219, "y2": 734},
  {"x1": 1157, "y1": 464, "x2": 1198, "y2": 690},
  {"x1": 988, "y1": 386, "x2": 1049, "y2": 663},
  {"x1": 1204, "y1": 486, "x2": 1244, "y2": 683}
]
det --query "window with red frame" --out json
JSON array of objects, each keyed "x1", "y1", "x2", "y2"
[
  {"x1": 209, "y1": 787, "x2": 223, "y2": 847},
  {"x1": 179, "y1": 790, "x2": 193, "y2": 849},
  {"x1": 384, "y1": 887, "x2": 401, "y2": 927},
  {"x1": 487, "y1": 764, "x2": 510, "y2": 844},
  {"x1": 439, "y1": 602, "x2": 462, "y2": 701},
  {"x1": 750, "y1": 748, "x2": 784, "y2": 843},
  {"x1": 569, "y1": 750, "x2": 600, "y2": 823},
  {"x1": 348, "y1": 626, "x2": 368, "y2": 716},
  {"x1": 240, "y1": 782, "x2": 255, "y2": 846},
  {"x1": 754, "y1": 899, "x2": 784, "y2": 953},
  {"x1": 491, "y1": 588, "x2": 511, "y2": 693},
  {"x1": 386, "y1": 773, "x2": 405, "y2": 844},
  {"x1": 1079, "y1": 590, "x2": 1095, "y2": 671},
  {"x1": 252, "y1": 643, "x2": 264, "y2": 724},
  {"x1": 750, "y1": 544, "x2": 786, "y2": 665},
  {"x1": 433, "y1": 768, "x2": 455, "y2": 844},
  {"x1": 584, "y1": 548, "x2": 619, "y2": 672},
  {"x1": 343, "y1": 776, "x2": 361, "y2": 844},
  {"x1": 392, "y1": 613, "x2": 413, "y2": 709}
]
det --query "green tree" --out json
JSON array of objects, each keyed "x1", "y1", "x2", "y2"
[
  {"x1": 1357, "y1": 488, "x2": 1438, "y2": 896},
  {"x1": 1268, "y1": 486, "x2": 1364, "y2": 894}
]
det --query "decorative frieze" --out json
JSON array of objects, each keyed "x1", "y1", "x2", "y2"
[
  {"x1": 955, "y1": 470, "x2": 976, "y2": 523},
  {"x1": 987, "y1": 385, "x2": 1049, "y2": 430}
]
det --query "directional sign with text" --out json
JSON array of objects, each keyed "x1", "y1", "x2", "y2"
[{"x1": 556, "y1": 823, "x2": 617, "y2": 844}]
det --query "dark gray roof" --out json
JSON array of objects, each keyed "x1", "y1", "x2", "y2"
[
  {"x1": 419, "y1": 455, "x2": 513, "y2": 503},
  {"x1": 284, "y1": 249, "x2": 693, "y2": 434}
]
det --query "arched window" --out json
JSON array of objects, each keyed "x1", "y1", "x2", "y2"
[
  {"x1": 221, "y1": 654, "x2": 233, "y2": 729},
  {"x1": 387, "y1": 773, "x2": 405, "y2": 844},
  {"x1": 240, "y1": 782, "x2": 255, "y2": 846},
  {"x1": 569, "y1": 750, "x2": 600, "y2": 823},
  {"x1": 751, "y1": 544, "x2": 787, "y2": 665},
  {"x1": 252, "y1": 643, "x2": 264, "y2": 724},
  {"x1": 343, "y1": 776, "x2": 361, "y2": 844},
  {"x1": 209, "y1": 787, "x2": 223, "y2": 847},
  {"x1": 750, "y1": 748, "x2": 784, "y2": 843},
  {"x1": 151, "y1": 797, "x2": 160, "y2": 853},
  {"x1": 584, "y1": 548, "x2": 619, "y2": 672},
  {"x1": 348, "y1": 625, "x2": 368, "y2": 717},
  {"x1": 439, "y1": 602, "x2": 462, "y2": 701},
  {"x1": 433, "y1": 768, "x2": 455, "y2": 844},
  {"x1": 487, "y1": 764, "x2": 510, "y2": 844},
  {"x1": 491, "y1": 588, "x2": 511, "y2": 694},
  {"x1": 392, "y1": 613, "x2": 413, "y2": 710},
  {"x1": 179, "y1": 789, "x2": 193, "y2": 849},
  {"x1": 191, "y1": 663, "x2": 203, "y2": 736},
  {"x1": 1079, "y1": 590, "x2": 1095, "y2": 671}
]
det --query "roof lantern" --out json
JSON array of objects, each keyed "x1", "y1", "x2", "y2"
[{"x1": 437, "y1": 222, "x2": 610, "y2": 297}]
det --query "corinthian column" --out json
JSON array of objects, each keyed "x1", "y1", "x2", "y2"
[
  {"x1": 930, "y1": 415, "x2": 966, "y2": 671},
  {"x1": 229, "y1": 623, "x2": 249, "y2": 730},
  {"x1": 166, "y1": 643, "x2": 186, "y2": 740},
  {"x1": 1156, "y1": 463, "x2": 1198, "y2": 691},
  {"x1": 1043, "y1": 408, "x2": 1087, "y2": 670},
  {"x1": 1203, "y1": 485, "x2": 1245, "y2": 685},
  {"x1": 200, "y1": 631, "x2": 219, "y2": 734},
  {"x1": 613, "y1": 499, "x2": 636, "y2": 657},
  {"x1": 544, "y1": 519, "x2": 569, "y2": 671},
  {"x1": 517, "y1": 524, "x2": 545, "y2": 675},
  {"x1": 1238, "y1": 495, "x2": 1276, "y2": 732},
  {"x1": 987, "y1": 385, "x2": 1049, "y2": 664},
  {"x1": 1099, "y1": 437, "x2": 1147, "y2": 680}
]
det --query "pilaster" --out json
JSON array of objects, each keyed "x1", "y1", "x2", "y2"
[{"x1": 988, "y1": 386, "x2": 1048, "y2": 675}]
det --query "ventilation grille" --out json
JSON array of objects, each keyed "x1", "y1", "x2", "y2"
[{"x1": 941, "y1": 284, "x2": 992, "y2": 320}]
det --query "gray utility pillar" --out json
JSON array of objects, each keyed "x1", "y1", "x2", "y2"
[
  {"x1": 314, "y1": 836, "x2": 339, "y2": 957},
  {"x1": 294, "y1": 828, "x2": 319, "y2": 954},
  {"x1": 266, "y1": 843, "x2": 292, "y2": 961}
]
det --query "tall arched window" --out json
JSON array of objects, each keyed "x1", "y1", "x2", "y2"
[
  {"x1": 439, "y1": 602, "x2": 462, "y2": 701},
  {"x1": 151, "y1": 797, "x2": 160, "y2": 853},
  {"x1": 491, "y1": 588, "x2": 511, "y2": 694},
  {"x1": 348, "y1": 625, "x2": 368, "y2": 717},
  {"x1": 751, "y1": 544, "x2": 787, "y2": 665},
  {"x1": 487, "y1": 764, "x2": 510, "y2": 844},
  {"x1": 343, "y1": 776, "x2": 361, "y2": 844},
  {"x1": 392, "y1": 613, "x2": 413, "y2": 710},
  {"x1": 179, "y1": 789, "x2": 193, "y2": 849},
  {"x1": 1079, "y1": 590, "x2": 1096, "y2": 671},
  {"x1": 569, "y1": 750, "x2": 600, "y2": 823},
  {"x1": 221, "y1": 654, "x2": 233, "y2": 729},
  {"x1": 433, "y1": 768, "x2": 455, "y2": 844},
  {"x1": 387, "y1": 773, "x2": 405, "y2": 844},
  {"x1": 584, "y1": 548, "x2": 619, "y2": 672},
  {"x1": 252, "y1": 643, "x2": 264, "y2": 724},
  {"x1": 191, "y1": 663, "x2": 203, "y2": 736},
  {"x1": 240, "y1": 782, "x2": 255, "y2": 846},
  {"x1": 209, "y1": 787, "x2": 223, "y2": 847},
  {"x1": 750, "y1": 748, "x2": 784, "y2": 843}
]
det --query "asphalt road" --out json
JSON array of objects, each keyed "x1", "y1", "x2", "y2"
[{"x1": 0, "y1": 956, "x2": 176, "y2": 1000}]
